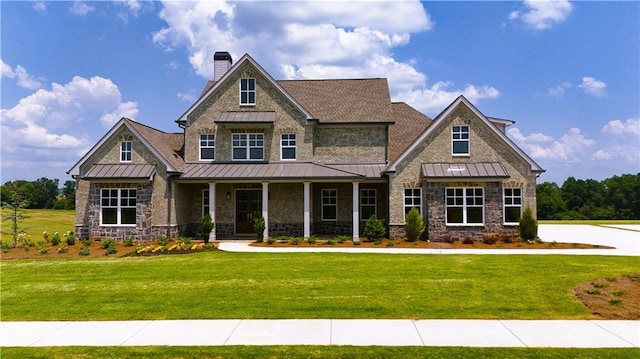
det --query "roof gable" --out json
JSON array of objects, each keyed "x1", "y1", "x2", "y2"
[{"x1": 385, "y1": 95, "x2": 544, "y2": 174}]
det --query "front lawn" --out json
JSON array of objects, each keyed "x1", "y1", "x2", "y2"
[{"x1": 1, "y1": 252, "x2": 636, "y2": 321}]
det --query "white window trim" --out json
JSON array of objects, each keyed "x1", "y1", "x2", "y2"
[
  {"x1": 321, "y1": 189, "x2": 338, "y2": 221},
  {"x1": 232, "y1": 133, "x2": 264, "y2": 161},
  {"x1": 203, "y1": 188, "x2": 210, "y2": 217},
  {"x1": 451, "y1": 125, "x2": 470, "y2": 156},
  {"x1": 100, "y1": 189, "x2": 137, "y2": 227},
  {"x1": 199, "y1": 134, "x2": 215, "y2": 161},
  {"x1": 239, "y1": 78, "x2": 256, "y2": 106},
  {"x1": 403, "y1": 188, "x2": 422, "y2": 221},
  {"x1": 360, "y1": 188, "x2": 376, "y2": 220},
  {"x1": 503, "y1": 187, "x2": 522, "y2": 225},
  {"x1": 445, "y1": 187, "x2": 484, "y2": 226},
  {"x1": 280, "y1": 133, "x2": 296, "y2": 161},
  {"x1": 120, "y1": 141, "x2": 132, "y2": 163}
]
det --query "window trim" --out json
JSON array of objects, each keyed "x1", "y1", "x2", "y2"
[
  {"x1": 321, "y1": 189, "x2": 338, "y2": 221},
  {"x1": 203, "y1": 188, "x2": 210, "y2": 217},
  {"x1": 199, "y1": 134, "x2": 216, "y2": 161},
  {"x1": 280, "y1": 133, "x2": 296, "y2": 161},
  {"x1": 232, "y1": 133, "x2": 264, "y2": 161},
  {"x1": 120, "y1": 141, "x2": 132, "y2": 163},
  {"x1": 503, "y1": 187, "x2": 522, "y2": 225},
  {"x1": 445, "y1": 187, "x2": 484, "y2": 226},
  {"x1": 451, "y1": 125, "x2": 470, "y2": 156},
  {"x1": 100, "y1": 188, "x2": 137, "y2": 227},
  {"x1": 403, "y1": 188, "x2": 422, "y2": 220},
  {"x1": 360, "y1": 188, "x2": 376, "y2": 221},
  {"x1": 239, "y1": 78, "x2": 256, "y2": 106}
]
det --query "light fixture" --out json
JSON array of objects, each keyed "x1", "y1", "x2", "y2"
[{"x1": 226, "y1": 192, "x2": 231, "y2": 201}]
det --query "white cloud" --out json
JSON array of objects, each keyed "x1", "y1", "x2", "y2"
[
  {"x1": 602, "y1": 118, "x2": 640, "y2": 136},
  {"x1": 578, "y1": 76, "x2": 607, "y2": 97},
  {"x1": 545, "y1": 82, "x2": 572, "y2": 98},
  {"x1": 100, "y1": 101, "x2": 139, "y2": 127},
  {"x1": 509, "y1": 0, "x2": 573, "y2": 30},
  {"x1": 0, "y1": 58, "x2": 42, "y2": 90},
  {"x1": 396, "y1": 81, "x2": 501, "y2": 114},
  {"x1": 69, "y1": 1, "x2": 95, "y2": 16},
  {"x1": 177, "y1": 91, "x2": 197, "y2": 103},
  {"x1": 594, "y1": 118, "x2": 640, "y2": 164},
  {"x1": 508, "y1": 127, "x2": 595, "y2": 162},
  {"x1": 33, "y1": 1, "x2": 46, "y2": 12}
]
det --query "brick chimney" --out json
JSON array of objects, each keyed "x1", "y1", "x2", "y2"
[{"x1": 213, "y1": 52, "x2": 233, "y2": 81}]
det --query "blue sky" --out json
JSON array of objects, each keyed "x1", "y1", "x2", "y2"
[{"x1": 1, "y1": 0, "x2": 638, "y2": 185}]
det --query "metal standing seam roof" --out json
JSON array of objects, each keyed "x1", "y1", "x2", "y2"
[
  {"x1": 180, "y1": 162, "x2": 385, "y2": 180},
  {"x1": 83, "y1": 164, "x2": 156, "y2": 179},
  {"x1": 421, "y1": 162, "x2": 509, "y2": 178},
  {"x1": 215, "y1": 111, "x2": 276, "y2": 123}
]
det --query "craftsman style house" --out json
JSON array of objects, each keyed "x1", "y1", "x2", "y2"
[{"x1": 68, "y1": 52, "x2": 544, "y2": 242}]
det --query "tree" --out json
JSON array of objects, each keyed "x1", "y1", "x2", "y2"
[
  {"x1": 519, "y1": 206, "x2": 538, "y2": 241},
  {"x1": 404, "y1": 207, "x2": 425, "y2": 242},
  {"x1": 605, "y1": 173, "x2": 640, "y2": 219},
  {"x1": 1, "y1": 185, "x2": 30, "y2": 248},
  {"x1": 536, "y1": 182, "x2": 566, "y2": 219}
]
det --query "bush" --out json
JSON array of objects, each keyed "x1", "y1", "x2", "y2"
[
  {"x1": 178, "y1": 237, "x2": 192, "y2": 246},
  {"x1": 363, "y1": 215, "x2": 385, "y2": 241},
  {"x1": 404, "y1": 207, "x2": 424, "y2": 242},
  {"x1": 123, "y1": 237, "x2": 135, "y2": 247},
  {"x1": 253, "y1": 216, "x2": 265, "y2": 241},
  {"x1": 156, "y1": 236, "x2": 171, "y2": 246},
  {"x1": 79, "y1": 246, "x2": 90, "y2": 256},
  {"x1": 481, "y1": 233, "x2": 498, "y2": 245},
  {"x1": 289, "y1": 237, "x2": 302, "y2": 245},
  {"x1": 335, "y1": 235, "x2": 350, "y2": 243},
  {"x1": 100, "y1": 238, "x2": 116, "y2": 249},
  {"x1": 306, "y1": 235, "x2": 317, "y2": 244},
  {"x1": 81, "y1": 238, "x2": 92, "y2": 246},
  {"x1": 50, "y1": 232, "x2": 61, "y2": 246},
  {"x1": 57, "y1": 245, "x2": 69, "y2": 254},
  {"x1": 519, "y1": 206, "x2": 538, "y2": 241},
  {"x1": 462, "y1": 237, "x2": 474, "y2": 245},
  {"x1": 200, "y1": 213, "x2": 214, "y2": 244},
  {"x1": 64, "y1": 231, "x2": 75, "y2": 245},
  {"x1": 35, "y1": 241, "x2": 49, "y2": 254},
  {"x1": 105, "y1": 246, "x2": 117, "y2": 255},
  {"x1": 266, "y1": 237, "x2": 276, "y2": 244}
]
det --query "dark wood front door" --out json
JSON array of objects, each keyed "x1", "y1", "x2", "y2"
[{"x1": 236, "y1": 190, "x2": 262, "y2": 234}]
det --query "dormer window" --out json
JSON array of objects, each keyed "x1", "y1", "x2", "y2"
[
  {"x1": 452, "y1": 125, "x2": 470, "y2": 155},
  {"x1": 240, "y1": 78, "x2": 256, "y2": 105},
  {"x1": 120, "y1": 141, "x2": 132, "y2": 162}
]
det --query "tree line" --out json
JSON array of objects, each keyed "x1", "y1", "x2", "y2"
[
  {"x1": 537, "y1": 173, "x2": 639, "y2": 220},
  {"x1": 1, "y1": 178, "x2": 75, "y2": 210}
]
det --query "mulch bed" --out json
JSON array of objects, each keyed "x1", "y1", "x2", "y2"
[{"x1": 574, "y1": 274, "x2": 640, "y2": 319}]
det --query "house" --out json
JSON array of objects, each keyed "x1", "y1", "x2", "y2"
[{"x1": 68, "y1": 52, "x2": 544, "y2": 242}]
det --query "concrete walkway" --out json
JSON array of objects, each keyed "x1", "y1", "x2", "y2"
[{"x1": 1, "y1": 319, "x2": 638, "y2": 347}]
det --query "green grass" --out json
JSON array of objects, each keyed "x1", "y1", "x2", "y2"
[
  {"x1": 0, "y1": 209, "x2": 75, "y2": 243},
  {"x1": 1, "y1": 346, "x2": 638, "y2": 359},
  {"x1": 1, "y1": 252, "x2": 637, "y2": 321}
]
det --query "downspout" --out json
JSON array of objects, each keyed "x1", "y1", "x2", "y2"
[{"x1": 166, "y1": 176, "x2": 173, "y2": 238}]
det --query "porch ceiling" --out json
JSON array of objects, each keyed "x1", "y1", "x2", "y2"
[
  {"x1": 180, "y1": 162, "x2": 385, "y2": 180},
  {"x1": 421, "y1": 162, "x2": 509, "y2": 179}
]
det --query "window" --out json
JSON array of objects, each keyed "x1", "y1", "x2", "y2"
[
  {"x1": 199, "y1": 134, "x2": 215, "y2": 161},
  {"x1": 281, "y1": 133, "x2": 296, "y2": 160},
  {"x1": 240, "y1": 78, "x2": 256, "y2": 105},
  {"x1": 404, "y1": 188, "x2": 422, "y2": 216},
  {"x1": 203, "y1": 189, "x2": 210, "y2": 217},
  {"x1": 120, "y1": 141, "x2": 132, "y2": 162},
  {"x1": 446, "y1": 187, "x2": 484, "y2": 225},
  {"x1": 504, "y1": 188, "x2": 522, "y2": 224},
  {"x1": 322, "y1": 189, "x2": 337, "y2": 221},
  {"x1": 232, "y1": 133, "x2": 264, "y2": 160},
  {"x1": 452, "y1": 125, "x2": 470, "y2": 155},
  {"x1": 361, "y1": 189, "x2": 376, "y2": 220},
  {"x1": 101, "y1": 189, "x2": 136, "y2": 226}
]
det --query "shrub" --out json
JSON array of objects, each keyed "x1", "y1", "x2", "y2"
[
  {"x1": 462, "y1": 237, "x2": 474, "y2": 245},
  {"x1": 123, "y1": 237, "x2": 135, "y2": 247},
  {"x1": 64, "y1": 231, "x2": 75, "y2": 245},
  {"x1": 50, "y1": 232, "x2": 61, "y2": 246},
  {"x1": 81, "y1": 238, "x2": 92, "y2": 246},
  {"x1": 100, "y1": 238, "x2": 116, "y2": 249},
  {"x1": 57, "y1": 245, "x2": 69, "y2": 254},
  {"x1": 105, "y1": 246, "x2": 118, "y2": 255},
  {"x1": 156, "y1": 236, "x2": 171, "y2": 246},
  {"x1": 404, "y1": 207, "x2": 424, "y2": 242},
  {"x1": 253, "y1": 215, "x2": 265, "y2": 241},
  {"x1": 289, "y1": 237, "x2": 302, "y2": 245},
  {"x1": 1, "y1": 240, "x2": 11, "y2": 253},
  {"x1": 266, "y1": 237, "x2": 276, "y2": 244},
  {"x1": 386, "y1": 241, "x2": 394, "y2": 247},
  {"x1": 326, "y1": 239, "x2": 337, "y2": 245},
  {"x1": 200, "y1": 213, "x2": 214, "y2": 244},
  {"x1": 481, "y1": 234, "x2": 498, "y2": 245},
  {"x1": 363, "y1": 215, "x2": 386, "y2": 241},
  {"x1": 306, "y1": 235, "x2": 317, "y2": 244},
  {"x1": 519, "y1": 206, "x2": 538, "y2": 241},
  {"x1": 502, "y1": 235, "x2": 514, "y2": 244},
  {"x1": 43, "y1": 231, "x2": 50, "y2": 243},
  {"x1": 35, "y1": 241, "x2": 49, "y2": 254},
  {"x1": 335, "y1": 235, "x2": 350, "y2": 244},
  {"x1": 178, "y1": 237, "x2": 192, "y2": 246},
  {"x1": 373, "y1": 240, "x2": 381, "y2": 246},
  {"x1": 79, "y1": 246, "x2": 90, "y2": 256}
]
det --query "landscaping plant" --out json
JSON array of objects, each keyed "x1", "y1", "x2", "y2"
[
  {"x1": 363, "y1": 215, "x2": 386, "y2": 241},
  {"x1": 253, "y1": 215, "x2": 265, "y2": 241},
  {"x1": 519, "y1": 206, "x2": 538, "y2": 241},
  {"x1": 404, "y1": 207, "x2": 425, "y2": 242},
  {"x1": 200, "y1": 213, "x2": 214, "y2": 244}
]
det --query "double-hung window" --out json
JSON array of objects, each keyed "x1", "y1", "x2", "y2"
[
  {"x1": 360, "y1": 189, "x2": 376, "y2": 220},
  {"x1": 202, "y1": 189, "x2": 210, "y2": 217},
  {"x1": 322, "y1": 189, "x2": 337, "y2": 221},
  {"x1": 240, "y1": 78, "x2": 256, "y2": 105},
  {"x1": 446, "y1": 187, "x2": 484, "y2": 225},
  {"x1": 404, "y1": 188, "x2": 422, "y2": 217},
  {"x1": 120, "y1": 141, "x2": 132, "y2": 162},
  {"x1": 281, "y1": 133, "x2": 296, "y2": 160},
  {"x1": 452, "y1": 125, "x2": 470, "y2": 155},
  {"x1": 101, "y1": 189, "x2": 136, "y2": 226},
  {"x1": 232, "y1": 133, "x2": 264, "y2": 160},
  {"x1": 199, "y1": 134, "x2": 215, "y2": 161},
  {"x1": 504, "y1": 188, "x2": 522, "y2": 224}
]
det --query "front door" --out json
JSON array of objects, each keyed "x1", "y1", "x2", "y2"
[{"x1": 236, "y1": 190, "x2": 262, "y2": 234}]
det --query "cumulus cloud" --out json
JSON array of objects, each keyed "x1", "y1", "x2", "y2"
[
  {"x1": 396, "y1": 82, "x2": 500, "y2": 114},
  {"x1": 594, "y1": 118, "x2": 640, "y2": 163},
  {"x1": 33, "y1": 1, "x2": 46, "y2": 12},
  {"x1": 601, "y1": 118, "x2": 640, "y2": 136},
  {"x1": 509, "y1": 0, "x2": 573, "y2": 30},
  {"x1": 578, "y1": 76, "x2": 607, "y2": 97},
  {"x1": 69, "y1": 1, "x2": 94, "y2": 16},
  {"x1": 508, "y1": 127, "x2": 595, "y2": 162},
  {"x1": 0, "y1": 58, "x2": 42, "y2": 90}
]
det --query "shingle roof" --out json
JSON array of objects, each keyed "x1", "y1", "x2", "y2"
[
  {"x1": 125, "y1": 119, "x2": 185, "y2": 172},
  {"x1": 388, "y1": 102, "x2": 432, "y2": 162},
  {"x1": 421, "y1": 162, "x2": 509, "y2": 179}
]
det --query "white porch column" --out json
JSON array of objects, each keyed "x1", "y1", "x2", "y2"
[
  {"x1": 303, "y1": 182, "x2": 311, "y2": 239},
  {"x1": 262, "y1": 182, "x2": 269, "y2": 240},
  {"x1": 208, "y1": 182, "x2": 216, "y2": 242},
  {"x1": 352, "y1": 181, "x2": 360, "y2": 242}
]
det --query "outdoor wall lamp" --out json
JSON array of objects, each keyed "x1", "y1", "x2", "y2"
[{"x1": 226, "y1": 192, "x2": 231, "y2": 200}]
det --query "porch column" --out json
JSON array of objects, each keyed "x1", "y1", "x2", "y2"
[
  {"x1": 352, "y1": 181, "x2": 360, "y2": 242},
  {"x1": 208, "y1": 182, "x2": 216, "y2": 242},
  {"x1": 262, "y1": 182, "x2": 269, "y2": 240},
  {"x1": 303, "y1": 182, "x2": 310, "y2": 238}
]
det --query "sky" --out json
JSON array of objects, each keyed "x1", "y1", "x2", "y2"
[{"x1": 1, "y1": 0, "x2": 638, "y2": 185}]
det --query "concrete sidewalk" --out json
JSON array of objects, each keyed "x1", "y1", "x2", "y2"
[{"x1": 1, "y1": 319, "x2": 638, "y2": 348}]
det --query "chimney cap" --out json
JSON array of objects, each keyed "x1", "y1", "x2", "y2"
[{"x1": 214, "y1": 51, "x2": 232, "y2": 61}]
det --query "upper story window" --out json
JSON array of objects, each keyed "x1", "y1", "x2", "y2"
[
  {"x1": 120, "y1": 141, "x2": 132, "y2": 162},
  {"x1": 101, "y1": 188, "x2": 136, "y2": 226},
  {"x1": 240, "y1": 78, "x2": 256, "y2": 105},
  {"x1": 199, "y1": 134, "x2": 215, "y2": 161},
  {"x1": 504, "y1": 188, "x2": 522, "y2": 224},
  {"x1": 404, "y1": 188, "x2": 422, "y2": 217},
  {"x1": 281, "y1": 133, "x2": 296, "y2": 160},
  {"x1": 452, "y1": 125, "x2": 470, "y2": 155},
  {"x1": 232, "y1": 133, "x2": 264, "y2": 161},
  {"x1": 446, "y1": 187, "x2": 483, "y2": 225}
]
